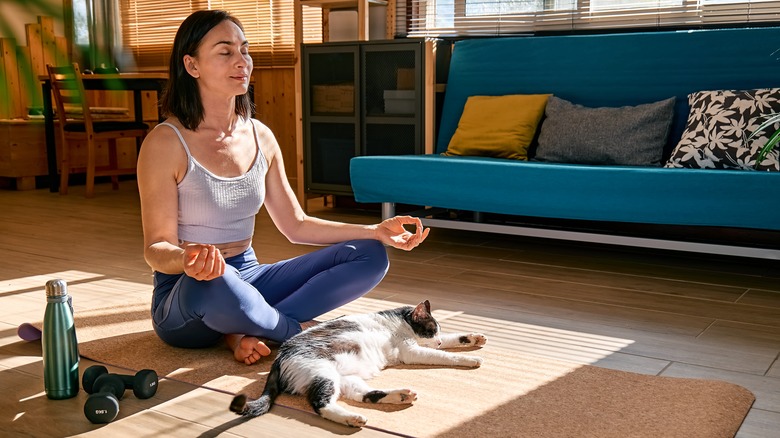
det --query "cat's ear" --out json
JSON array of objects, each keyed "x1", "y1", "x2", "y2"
[{"x1": 413, "y1": 300, "x2": 431, "y2": 320}]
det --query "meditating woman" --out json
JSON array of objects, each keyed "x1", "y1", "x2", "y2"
[{"x1": 136, "y1": 10, "x2": 429, "y2": 365}]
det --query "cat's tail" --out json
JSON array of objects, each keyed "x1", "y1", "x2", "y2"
[{"x1": 230, "y1": 360, "x2": 283, "y2": 417}]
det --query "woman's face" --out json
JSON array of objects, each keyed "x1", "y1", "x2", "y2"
[{"x1": 184, "y1": 19, "x2": 253, "y2": 98}]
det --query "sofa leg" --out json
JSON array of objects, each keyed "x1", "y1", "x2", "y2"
[
  {"x1": 473, "y1": 211, "x2": 484, "y2": 223},
  {"x1": 382, "y1": 202, "x2": 396, "y2": 220}
]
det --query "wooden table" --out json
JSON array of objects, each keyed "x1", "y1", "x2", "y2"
[{"x1": 39, "y1": 72, "x2": 168, "y2": 193}]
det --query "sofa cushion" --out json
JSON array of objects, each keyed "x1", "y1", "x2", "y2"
[
  {"x1": 534, "y1": 96, "x2": 676, "y2": 166},
  {"x1": 350, "y1": 154, "x2": 780, "y2": 231},
  {"x1": 443, "y1": 94, "x2": 550, "y2": 160},
  {"x1": 665, "y1": 88, "x2": 780, "y2": 171}
]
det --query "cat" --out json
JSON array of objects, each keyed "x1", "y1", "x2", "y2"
[{"x1": 229, "y1": 300, "x2": 487, "y2": 427}]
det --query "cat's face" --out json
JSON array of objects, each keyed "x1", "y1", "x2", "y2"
[{"x1": 409, "y1": 300, "x2": 442, "y2": 349}]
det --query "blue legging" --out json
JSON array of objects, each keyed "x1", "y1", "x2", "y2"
[{"x1": 151, "y1": 239, "x2": 389, "y2": 348}]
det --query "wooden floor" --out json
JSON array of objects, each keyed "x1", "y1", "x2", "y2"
[{"x1": 1, "y1": 181, "x2": 778, "y2": 437}]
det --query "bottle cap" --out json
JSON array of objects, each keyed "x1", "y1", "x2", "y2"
[{"x1": 45, "y1": 279, "x2": 68, "y2": 297}]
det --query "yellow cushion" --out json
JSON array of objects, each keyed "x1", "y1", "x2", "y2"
[{"x1": 444, "y1": 94, "x2": 551, "y2": 160}]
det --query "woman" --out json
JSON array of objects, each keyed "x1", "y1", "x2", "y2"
[{"x1": 137, "y1": 10, "x2": 429, "y2": 365}]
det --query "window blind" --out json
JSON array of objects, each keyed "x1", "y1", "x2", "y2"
[
  {"x1": 398, "y1": 0, "x2": 780, "y2": 37},
  {"x1": 119, "y1": 0, "x2": 322, "y2": 70}
]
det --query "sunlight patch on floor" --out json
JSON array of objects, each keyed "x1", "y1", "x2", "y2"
[
  {"x1": 442, "y1": 313, "x2": 633, "y2": 365},
  {"x1": 66, "y1": 277, "x2": 150, "y2": 297},
  {"x1": 0, "y1": 351, "x2": 40, "y2": 369},
  {"x1": 0, "y1": 270, "x2": 105, "y2": 293},
  {"x1": 167, "y1": 367, "x2": 195, "y2": 378},
  {"x1": 76, "y1": 301, "x2": 149, "y2": 318},
  {"x1": 323, "y1": 296, "x2": 635, "y2": 366},
  {"x1": 204, "y1": 374, "x2": 259, "y2": 394}
]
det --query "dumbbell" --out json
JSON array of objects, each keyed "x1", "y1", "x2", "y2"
[
  {"x1": 83, "y1": 365, "x2": 158, "y2": 399},
  {"x1": 83, "y1": 373, "x2": 124, "y2": 423}
]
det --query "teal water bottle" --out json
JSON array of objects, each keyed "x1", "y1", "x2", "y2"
[{"x1": 42, "y1": 279, "x2": 80, "y2": 400}]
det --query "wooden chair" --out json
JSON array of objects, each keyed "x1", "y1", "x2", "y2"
[{"x1": 47, "y1": 63, "x2": 149, "y2": 198}]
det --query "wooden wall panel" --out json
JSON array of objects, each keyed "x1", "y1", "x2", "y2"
[
  {"x1": 253, "y1": 67, "x2": 298, "y2": 183},
  {"x1": 17, "y1": 47, "x2": 34, "y2": 115},
  {"x1": 0, "y1": 40, "x2": 11, "y2": 119},
  {"x1": 55, "y1": 36, "x2": 68, "y2": 65},
  {"x1": 24, "y1": 22, "x2": 44, "y2": 109},
  {"x1": 0, "y1": 16, "x2": 68, "y2": 120},
  {"x1": 39, "y1": 16, "x2": 57, "y2": 70},
  {"x1": 0, "y1": 38, "x2": 24, "y2": 119}
]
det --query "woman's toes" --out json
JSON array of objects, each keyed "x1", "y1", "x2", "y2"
[
  {"x1": 252, "y1": 339, "x2": 271, "y2": 356},
  {"x1": 234, "y1": 336, "x2": 270, "y2": 365}
]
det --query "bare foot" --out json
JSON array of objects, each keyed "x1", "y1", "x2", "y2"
[{"x1": 225, "y1": 334, "x2": 271, "y2": 365}]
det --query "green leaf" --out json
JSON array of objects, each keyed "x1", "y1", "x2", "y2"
[
  {"x1": 755, "y1": 128, "x2": 780, "y2": 169},
  {"x1": 748, "y1": 112, "x2": 780, "y2": 142}
]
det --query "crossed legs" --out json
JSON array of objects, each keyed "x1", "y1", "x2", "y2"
[{"x1": 151, "y1": 240, "x2": 389, "y2": 364}]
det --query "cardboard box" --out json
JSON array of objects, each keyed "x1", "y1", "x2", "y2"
[
  {"x1": 312, "y1": 85, "x2": 354, "y2": 114},
  {"x1": 396, "y1": 68, "x2": 415, "y2": 90}
]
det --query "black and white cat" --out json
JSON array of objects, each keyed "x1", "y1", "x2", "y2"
[{"x1": 229, "y1": 300, "x2": 487, "y2": 427}]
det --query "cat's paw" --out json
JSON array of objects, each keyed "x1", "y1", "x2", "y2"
[
  {"x1": 464, "y1": 333, "x2": 487, "y2": 347},
  {"x1": 385, "y1": 388, "x2": 417, "y2": 404},
  {"x1": 345, "y1": 414, "x2": 368, "y2": 428},
  {"x1": 462, "y1": 356, "x2": 483, "y2": 368}
]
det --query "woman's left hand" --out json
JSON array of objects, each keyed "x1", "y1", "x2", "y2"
[{"x1": 375, "y1": 216, "x2": 430, "y2": 251}]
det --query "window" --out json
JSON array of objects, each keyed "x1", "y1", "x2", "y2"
[
  {"x1": 71, "y1": 0, "x2": 90, "y2": 46},
  {"x1": 119, "y1": 0, "x2": 322, "y2": 70},
  {"x1": 402, "y1": 0, "x2": 780, "y2": 36}
]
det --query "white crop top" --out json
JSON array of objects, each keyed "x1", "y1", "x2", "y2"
[{"x1": 159, "y1": 120, "x2": 267, "y2": 244}]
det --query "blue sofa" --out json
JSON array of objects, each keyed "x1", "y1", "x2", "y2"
[{"x1": 349, "y1": 27, "x2": 780, "y2": 259}]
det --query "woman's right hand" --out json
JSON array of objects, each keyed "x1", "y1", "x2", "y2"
[{"x1": 183, "y1": 243, "x2": 226, "y2": 281}]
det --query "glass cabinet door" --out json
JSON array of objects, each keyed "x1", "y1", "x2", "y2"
[
  {"x1": 362, "y1": 43, "x2": 421, "y2": 157},
  {"x1": 303, "y1": 45, "x2": 359, "y2": 195},
  {"x1": 302, "y1": 40, "x2": 428, "y2": 196}
]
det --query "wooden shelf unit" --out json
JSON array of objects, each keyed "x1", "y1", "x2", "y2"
[
  {"x1": 301, "y1": 39, "x2": 434, "y2": 196},
  {"x1": 293, "y1": 0, "x2": 396, "y2": 206}
]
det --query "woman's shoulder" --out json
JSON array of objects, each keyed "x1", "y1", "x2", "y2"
[
  {"x1": 249, "y1": 117, "x2": 279, "y2": 145},
  {"x1": 249, "y1": 118, "x2": 280, "y2": 145},
  {"x1": 248, "y1": 117, "x2": 272, "y2": 134},
  {"x1": 139, "y1": 119, "x2": 188, "y2": 159},
  {"x1": 144, "y1": 119, "x2": 185, "y2": 144}
]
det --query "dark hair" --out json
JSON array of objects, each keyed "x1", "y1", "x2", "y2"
[{"x1": 160, "y1": 10, "x2": 254, "y2": 130}]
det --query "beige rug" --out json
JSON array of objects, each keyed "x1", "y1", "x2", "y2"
[{"x1": 40, "y1": 300, "x2": 755, "y2": 437}]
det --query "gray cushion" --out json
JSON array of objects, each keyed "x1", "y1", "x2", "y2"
[{"x1": 534, "y1": 96, "x2": 676, "y2": 166}]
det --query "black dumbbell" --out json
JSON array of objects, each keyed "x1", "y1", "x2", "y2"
[
  {"x1": 83, "y1": 365, "x2": 158, "y2": 399},
  {"x1": 83, "y1": 373, "x2": 124, "y2": 423}
]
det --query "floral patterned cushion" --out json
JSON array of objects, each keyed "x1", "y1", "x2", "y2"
[{"x1": 665, "y1": 88, "x2": 780, "y2": 171}]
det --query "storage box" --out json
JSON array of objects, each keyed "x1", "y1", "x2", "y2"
[
  {"x1": 396, "y1": 68, "x2": 415, "y2": 90},
  {"x1": 312, "y1": 84, "x2": 354, "y2": 114},
  {"x1": 383, "y1": 90, "x2": 416, "y2": 114}
]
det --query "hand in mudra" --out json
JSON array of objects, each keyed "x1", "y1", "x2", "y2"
[
  {"x1": 183, "y1": 243, "x2": 226, "y2": 281},
  {"x1": 376, "y1": 216, "x2": 430, "y2": 251}
]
